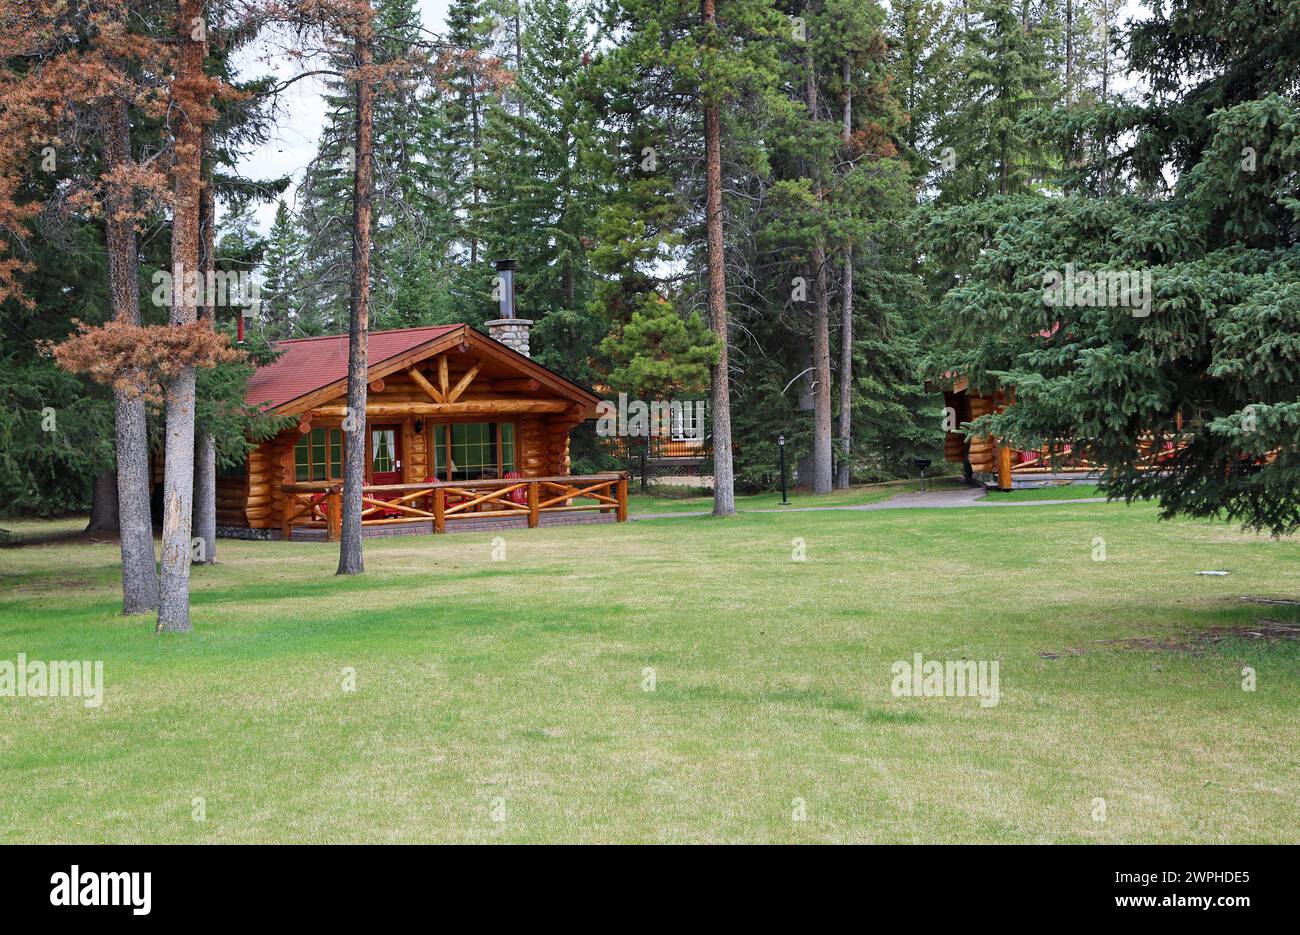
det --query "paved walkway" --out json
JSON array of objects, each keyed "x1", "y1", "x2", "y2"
[{"x1": 633, "y1": 486, "x2": 1108, "y2": 520}]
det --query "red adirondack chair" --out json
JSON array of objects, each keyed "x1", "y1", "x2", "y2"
[
  {"x1": 424, "y1": 476, "x2": 471, "y2": 514},
  {"x1": 503, "y1": 470, "x2": 528, "y2": 506}
]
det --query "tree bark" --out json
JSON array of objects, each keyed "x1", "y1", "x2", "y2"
[
  {"x1": 702, "y1": 0, "x2": 734, "y2": 517},
  {"x1": 806, "y1": 40, "x2": 832, "y2": 494},
  {"x1": 103, "y1": 94, "x2": 159, "y2": 614},
  {"x1": 338, "y1": 22, "x2": 374, "y2": 575},
  {"x1": 1065, "y1": 0, "x2": 1073, "y2": 104},
  {"x1": 86, "y1": 470, "x2": 120, "y2": 533},
  {"x1": 835, "y1": 60, "x2": 853, "y2": 490},
  {"x1": 193, "y1": 126, "x2": 217, "y2": 564},
  {"x1": 836, "y1": 247, "x2": 853, "y2": 489},
  {"x1": 157, "y1": 1, "x2": 207, "y2": 633}
]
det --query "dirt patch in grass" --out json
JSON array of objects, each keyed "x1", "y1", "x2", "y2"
[{"x1": 1043, "y1": 618, "x2": 1300, "y2": 658}]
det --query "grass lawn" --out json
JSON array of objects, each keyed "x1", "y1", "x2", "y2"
[
  {"x1": 986, "y1": 484, "x2": 1103, "y2": 502},
  {"x1": 1, "y1": 499, "x2": 1297, "y2": 843},
  {"x1": 628, "y1": 476, "x2": 965, "y2": 514},
  {"x1": 0, "y1": 514, "x2": 90, "y2": 545}
]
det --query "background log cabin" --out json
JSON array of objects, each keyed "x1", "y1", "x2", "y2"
[
  {"x1": 214, "y1": 324, "x2": 601, "y2": 534},
  {"x1": 939, "y1": 375, "x2": 1192, "y2": 489}
]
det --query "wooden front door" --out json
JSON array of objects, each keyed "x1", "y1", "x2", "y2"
[{"x1": 369, "y1": 425, "x2": 403, "y2": 485}]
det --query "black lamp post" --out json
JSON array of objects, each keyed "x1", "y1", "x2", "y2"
[{"x1": 778, "y1": 434, "x2": 790, "y2": 505}]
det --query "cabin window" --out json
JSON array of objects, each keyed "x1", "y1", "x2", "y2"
[
  {"x1": 294, "y1": 428, "x2": 343, "y2": 481},
  {"x1": 433, "y1": 423, "x2": 516, "y2": 481},
  {"x1": 670, "y1": 402, "x2": 704, "y2": 442},
  {"x1": 498, "y1": 423, "x2": 515, "y2": 473},
  {"x1": 371, "y1": 430, "x2": 396, "y2": 474},
  {"x1": 452, "y1": 423, "x2": 493, "y2": 479}
]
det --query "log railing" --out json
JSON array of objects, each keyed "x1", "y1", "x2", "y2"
[
  {"x1": 1010, "y1": 433, "x2": 1191, "y2": 475},
  {"x1": 280, "y1": 472, "x2": 629, "y2": 540}
]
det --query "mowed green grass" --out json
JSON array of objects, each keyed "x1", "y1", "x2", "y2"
[
  {"x1": 0, "y1": 500, "x2": 1297, "y2": 843},
  {"x1": 627, "y1": 477, "x2": 961, "y2": 514},
  {"x1": 0, "y1": 515, "x2": 90, "y2": 544},
  {"x1": 986, "y1": 483, "x2": 1103, "y2": 501}
]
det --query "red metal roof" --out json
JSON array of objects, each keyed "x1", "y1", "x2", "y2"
[{"x1": 244, "y1": 325, "x2": 460, "y2": 411}]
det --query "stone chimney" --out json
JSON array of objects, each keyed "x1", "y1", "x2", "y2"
[{"x1": 486, "y1": 259, "x2": 531, "y2": 357}]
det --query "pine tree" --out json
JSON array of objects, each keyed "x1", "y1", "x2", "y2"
[
  {"x1": 260, "y1": 200, "x2": 302, "y2": 337},
  {"x1": 440, "y1": 0, "x2": 508, "y2": 267},
  {"x1": 935, "y1": 0, "x2": 1056, "y2": 202},
  {"x1": 921, "y1": 0, "x2": 1300, "y2": 534},
  {"x1": 603, "y1": 0, "x2": 785, "y2": 514},
  {"x1": 296, "y1": 0, "x2": 464, "y2": 332},
  {"x1": 478, "y1": 0, "x2": 605, "y2": 370}
]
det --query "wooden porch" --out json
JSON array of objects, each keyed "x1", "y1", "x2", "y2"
[{"x1": 279, "y1": 472, "x2": 629, "y2": 541}]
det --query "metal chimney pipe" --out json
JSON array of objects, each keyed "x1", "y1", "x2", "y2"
[{"x1": 495, "y1": 259, "x2": 517, "y2": 319}]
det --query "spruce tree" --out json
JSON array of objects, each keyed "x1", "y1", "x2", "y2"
[{"x1": 922, "y1": 0, "x2": 1300, "y2": 534}]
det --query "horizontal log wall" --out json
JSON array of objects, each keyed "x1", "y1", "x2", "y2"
[
  {"x1": 519, "y1": 418, "x2": 547, "y2": 476},
  {"x1": 966, "y1": 392, "x2": 1001, "y2": 474},
  {"x1": 215, "y1": 471, "x2": 250, "y2": 527}
]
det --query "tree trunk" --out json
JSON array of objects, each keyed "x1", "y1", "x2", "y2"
[
  {"x1": 702, "y1": 0, "x2": 734, "y2": 517},
  {"x1": 103, "y1": 94, "x2": 159, "y2": 615},
  {"x1": 836, "y1": 245, "x2": 853, "y2": 489},
  {"x1": 469, "y1": 69, "x2": 481, "y2": 265},
  {"x1": 338, "y1": 24, "x2": 374, "y2": 575},
  {"x1": 835, "y1": 60, "x2": 853, "y2": 490},
  {"x1": 193, "y1": 127, "x2": 217, "y2": 564},
  {"x1": 157, "y1": 1, "x2": 207, "y2": 633},
  {"x1": 1065, "y1": 0, "x2": 1073, "y2": 104},
  {"x1": 514, "y1": 7, "x2": 524, "y2": 119},
  {"x1": 810, "y1": 243, "x2": 833, "y2": 493},
  {"x1": 87, "y1": 470, "x2": 119, "y2": 533},
  {"x1": 806, "y1": 42, "x2": 832, "y2": 494}
]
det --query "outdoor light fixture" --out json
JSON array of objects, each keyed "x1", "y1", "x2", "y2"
[
  {"x1": 778, "y1": 434, "x2": 790, "y2": 505},
  {"x1": 914, "y1": 457, "x2": 932, "y2": 492},
  {"x1": 414, "y1": 419, "x2": 424, "y2": 434}
]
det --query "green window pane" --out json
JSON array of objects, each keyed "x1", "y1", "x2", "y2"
[
  {"x1": 500, "y1": 423, "x2": 515, "y2": 472},
  {"x1": 294, "y1": 437, "x2": 310, "y2": 481},
  {"x1": 449, "y1": 422, "x2": 497, "y2": 480},
  {"x1": 372, "y1": 429, "x2": 395, "y2": 473}
]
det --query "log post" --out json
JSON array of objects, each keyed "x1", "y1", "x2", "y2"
[
  {"x1": 616, "y1": 475, "x2": 628, "y2": 522},
  {"x1": 528, "y1": 481, "x2": 539, "y2": 528},
  {"x1": 997, "y1": 442, "x2": 1013, "y2": 491},
  {"x1": 434, "y1": 487, "x2": 445, "y2": 534},
  {"x1": 281, "y1": 497, "x2": 293, "y2": 541},
  {"x1": 327, "y1": 489, "x2": 342, "y2": 542}
]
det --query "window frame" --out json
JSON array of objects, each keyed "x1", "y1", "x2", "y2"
[
  {"x1": 433, "y1": 422, "x2": 517, "y2": 481},
  {"x1": 293, "y1": 427, "x2": 344, "y2": 482}
]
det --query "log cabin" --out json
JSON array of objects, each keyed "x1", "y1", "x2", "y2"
[
  {"x1": 938, "y1": 374, "x2": 1188, "y2": 490},
  {"x1": 216, "y1": 319, "x2": 628, "y2": 540}
]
